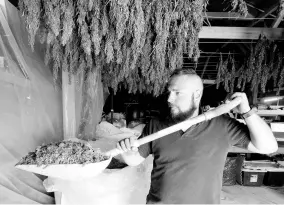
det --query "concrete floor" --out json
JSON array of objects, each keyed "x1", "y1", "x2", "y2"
[{"x1": 221, "y1": 185, "x2": 284, "y2": 204}]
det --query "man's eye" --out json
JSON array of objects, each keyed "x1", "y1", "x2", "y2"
[{"x1": 175, "y1": 92, "x2": 180, "y2": 95}]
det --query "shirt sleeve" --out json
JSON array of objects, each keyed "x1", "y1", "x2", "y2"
[{"x1": 224, "y1": 115, "x2": 251, "y2": 149}]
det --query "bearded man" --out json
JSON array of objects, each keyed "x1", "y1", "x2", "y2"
[{"x1": 116, "y1": 68, "x2": 278, "y2": 204}]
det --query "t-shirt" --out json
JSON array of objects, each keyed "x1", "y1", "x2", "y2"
[{"x1": 138, "y1": 115, "x2": 250, "y2": 204}]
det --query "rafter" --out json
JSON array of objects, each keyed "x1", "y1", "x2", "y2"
[
  {"x1": 272, "y1": 12, "x2": 284, "y2": 28},
  {"x1": 205, "y1": 12, "x2": 255, "y2": 20},
  {"x1": 250, "y1": 3, "x2": 278, "y2": 27},
  {"x1": 199, "y1": 27, "x2": 284, "y2": 39}
]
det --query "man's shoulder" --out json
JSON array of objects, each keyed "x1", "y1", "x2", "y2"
[
  {"x1": 148, "y1": 117, "x2": 171, "y2": 127},
  {"x1": 209, "y1": 114, "x2": 237, "y2": 127},
  {"x1": 145, "y1": 117, "x2": 172, "y2": 133},
  {"x1": 213, "y1": 114, "x2": 234, "y2": 122}
]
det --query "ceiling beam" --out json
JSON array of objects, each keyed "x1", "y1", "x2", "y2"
[
  {"x1": 246, "y1": 3, "x2": 277, "y2": 18},
  {"x1": 272, "y1": 12, "x2": 284, "y2": 28},
  {"x1": 250, "y1": 4, "x2": 278, "y2": 27},
  {"x1": 199, "y1": 26, "x2": 284, "y2": 40},
  {"x1": 205, "y1": 12, "x2": 255, "y2": 20},
  {"x1": 202, "y1": 79, "x2": 216, "y2": 84}
]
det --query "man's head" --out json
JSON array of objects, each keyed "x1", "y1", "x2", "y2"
[{"x1": 167, "y1": 68, "x2": 204, "y2": 122}]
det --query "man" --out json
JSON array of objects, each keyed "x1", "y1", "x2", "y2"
[{"x1": 116, "y1": 68, "x2": 278, "y2": 204}]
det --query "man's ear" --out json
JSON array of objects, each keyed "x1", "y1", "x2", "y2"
[{"x1": 194, "y1": 90, "x2": 202, "y2": 101}]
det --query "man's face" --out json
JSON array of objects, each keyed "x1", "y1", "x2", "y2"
[{"x1": 167, "y1": 75, "x2": 198, "y2": 122}]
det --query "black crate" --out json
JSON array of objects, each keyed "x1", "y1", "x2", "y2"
[
  {"x1": 263, "y1": 169, "x2": 284, "y2": 187},
  {"x1": 239, "y1": 168, "x2": 266, "y2": 186}
]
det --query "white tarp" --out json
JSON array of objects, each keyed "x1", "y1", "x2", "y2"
[
  {"x1": 0, "y1": 1, "x2": 104, "y2": 203},
  {"x1": 44, "y1": 155, "x2": 153, "y2": 205}
]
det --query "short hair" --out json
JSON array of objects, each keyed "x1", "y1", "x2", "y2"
[
  {"x1": 169, "y1": 68, "x2": 198, "y2": 80},
  {"x1": 168, "y1": 68, "x2": 204, "y2": 96},
  {"x1": 167, "y1": 68, "x2": 204, "y2": 113}
]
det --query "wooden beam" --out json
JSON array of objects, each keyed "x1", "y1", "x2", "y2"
[
  {"x1": 199, "y1": 27, "x2": 284, "y2": 40},
  {"x1": 205, "y1": 12, "x2": 255, "y2": 20},
  {"x1": 202, "y1": 79, "x2": 215, "y2": 84},
  {"x1": 270, "y1": 87, "x2": 284, "y2": 92},
  {"x1": 272, "y1": 12, "x2": 284, "y2": 28},
  {"x1": 250, "y1": 4, "x2": 278, "y2": 27},
  {"x1": 272, "y1": 16, "x2": 284, "y2": 28},
  {"x1": 230, "y1": 146, "x2": 284, "y2": 154},
  {"x1": 247, "y1": 3, "x2": 277, "y2": 18}
]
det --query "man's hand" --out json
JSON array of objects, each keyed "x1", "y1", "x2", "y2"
[
  {"x1": 116, "y1": 137, "x2": 139, "y2": 153},
  {"x1": 225, "y1": 92, "x2": 251, "y2": 114},
  {"x1": 116, "y1": 137, "x2": 145, "y2": 166}
]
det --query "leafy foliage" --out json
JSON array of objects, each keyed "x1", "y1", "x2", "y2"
[
  {"x1": 19, "y1": 0, "x2": 206, "y2": 96},
  {"x1": 216, "y1": 35, "x2": 284, "y2": 95},
  {"x1": 16, "y1": 140, "x2": 109, "y2": 166},
  {"x1": 229, "y1": 0, "x2": 248, "y2": 17}
]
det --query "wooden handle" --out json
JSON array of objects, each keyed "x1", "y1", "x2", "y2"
[
  {"x1": 137, "y1": 97, "x2": 242, "y2": 147},
  {"x1": 106, "y1": 97, "x2": 242, "y2": 157},
  {"x1": 105, "y1": 148, "x2": 124, "y2": 157}
]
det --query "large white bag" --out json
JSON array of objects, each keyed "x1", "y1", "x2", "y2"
[{"x1": 44, "y1": 155, "x2": 153, "y2": 205}]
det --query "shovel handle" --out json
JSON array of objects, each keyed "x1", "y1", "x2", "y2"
[{"x1": 106, "y1": 97, "x2": 242, "y2": 157}]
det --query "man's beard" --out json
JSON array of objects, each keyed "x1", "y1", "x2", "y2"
[
  {"x1": 170, "y1": 106, "x2": 197, "y2": 123},
  {"x1": 169, "y1": 96, "x2": 198, "y2": 123}
]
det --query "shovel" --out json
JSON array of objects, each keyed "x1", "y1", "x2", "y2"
[{"x1": 15, "y1": 97, "x2": 242, "y2": 180}]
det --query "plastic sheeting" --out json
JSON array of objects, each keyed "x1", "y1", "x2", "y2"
[
  {"x1": 44, "y1": 155, "x2": 153, "y2": 205},
  {"x1": 0, "y1": 1, "x2": 104, "y2": 203},
  {"x1": 38, "y1": 135, "x2": 152, "y2": 205}
]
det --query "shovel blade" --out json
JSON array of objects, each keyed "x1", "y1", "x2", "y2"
[{"x1": 15, "y1": 158, "x2": 112, "y2": 181}]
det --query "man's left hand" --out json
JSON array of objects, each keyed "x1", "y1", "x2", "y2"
[{"x1": 226, "y1": 92, "x2": 251, "y2": 114}]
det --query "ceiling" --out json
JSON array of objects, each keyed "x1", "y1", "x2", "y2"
[{"x1": 184, "y1": 0, "x2": 284, "y2": 81}]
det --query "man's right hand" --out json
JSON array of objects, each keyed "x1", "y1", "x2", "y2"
[
  {"x1": 116, "y1": 137, "x2": 139, "y2": 153},
  {"x1": 115, "y1": 137, "x2": 145, "y2": 166}
]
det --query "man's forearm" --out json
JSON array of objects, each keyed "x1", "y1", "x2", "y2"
[{"x1": 245, "y1": 113, "x2": 278, "y2": 153}]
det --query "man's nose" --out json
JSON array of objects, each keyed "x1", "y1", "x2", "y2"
[{"x1": 168, "y1": 92, "x2": 174, "y2": 104}]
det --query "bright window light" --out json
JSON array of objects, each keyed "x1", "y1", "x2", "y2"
[{"x1": 262, "y1": 96, "x2": 284, "y2": 103}]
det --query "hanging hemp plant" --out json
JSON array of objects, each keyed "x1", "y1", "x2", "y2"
[
  {"x1": 236, "y1": 65, "x2": 245, "y2": 91},
  {"x1": 19, "y1": 0, "x2": 207, "y2": 96},
  {"x1": 230, "y1": 55, "x2": 236, "y2": 93},
  {"x1": 224, "y1": 55, "x2": 231, "y2": 92},
  {"x1": 216, "y1": 34, "x2": 284, "y2": 95},
  {"x1": 216, "y1": 52, "x2": 224, "y2": 89},
  {"x1": 229, "y1": 0, "x2": 248, "y2": 17},
  {"x1": 261, "y1": 64, "x2": 270, "y2": 93},
  {"x1": 272, "y1": 52, "x2": 282, "y2": 87},
  {"x1": 251, "y1": 35, "x2": 269, "y2": 91},
  {"x1": 277, "y1": 66, "x2": 284, "y2": 95},
  {"x1": 216, "y1": 53, "x2": 237, "y2": 93}
]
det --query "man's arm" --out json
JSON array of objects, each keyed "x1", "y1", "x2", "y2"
[
  {"x1": 245, "y1": 113, "x2": 278, "y2": 154},
  {"x1": 228, "y1": 92, "x2": 278, "y2": 154}
]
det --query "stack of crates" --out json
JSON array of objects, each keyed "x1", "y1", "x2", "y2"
[
  {"x1": 237, "y1": 160, "x2": 284, "y2": 187},
  {"x1": 263, "y1": 161, "x2": 284, "y2": 187}
]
